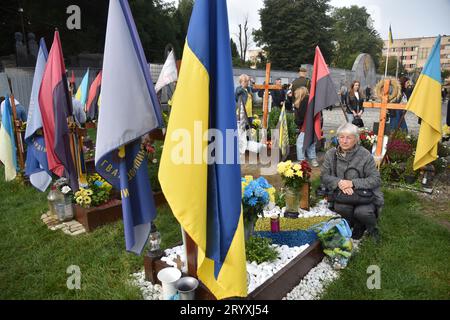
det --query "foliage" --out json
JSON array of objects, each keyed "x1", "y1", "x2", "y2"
[
  {"x1": 241, "y1": 176, "x2": 275, "y2": 224},
  {"x1": 322, "y1": 190, "x2": 450, "y2": 300},
  {"x1": 230, "y1": 38, "x2": 239, "y2": 59},
  {"x1": 380, "y1": 161, "x2": 403, "y2": 183},
  {"x1": 274, "y1": 189, "x2": 286, "y2": 209},
  {"x1": 386, "y1": 138, "x2": 413, "y2": 162},
  {"x1": 74, "y1": 174, "x2": 113, "y2": 208},
  {"x1": 0, "y1": 167, "x2": 181, "y2": 299},
  {"x1": 267, "y1": 108, "x2": 298, "y2": 145},
  {"x1": 403, "y1": 156, "x2": 418, "y2": 178},
  {"x1": 253, "y1": 0, "x2": 334, "y2": 71},
  {"x1": 245, "y1": 236, "x2": 279, "y2": 264},
  {"x1": 147, "y1": 140, "x2": 163, "y2": 192},
  {"x1": 286, "y1": 113, "x2": 299, "y2": 146},
  {"x1": 331, "y1": 5, "x2": 384, "y2": 70},
  {"x1": 1, "y1": 0, "x2": 188, "y2": 64},
  {"x1": 377, "y1": 56, "x2": 405, "y2": 77},
  {"x1": 277, "y1": 160, "x2": 312, "y2": 191}
]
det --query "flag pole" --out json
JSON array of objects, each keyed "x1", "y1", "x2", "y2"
[
  {"x1": 9, "y1": 95, "x2": 25, "y2": 171},
  {"x1": 384, "y1": 36, "x2": 390, "y2": 78}
]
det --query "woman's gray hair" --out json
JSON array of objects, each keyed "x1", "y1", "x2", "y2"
[{"x1": 336, "y1": 122, "x2": 360, "y2": 143}]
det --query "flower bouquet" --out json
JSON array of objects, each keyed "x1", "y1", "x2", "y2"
[
  {"x1": 241, "y1": 176, "x2": 275, "y2": 239},
  {"x1": 74, "y1": 174, "x2": 113, "y2": 208},
  {"x1": 358, "y1": 128, "x2": 377, "y2": 152},
  {"x1": 277, "y1": 161, "x2": 311, "y2": 217},
  {"x1": 277, "y1": 160, "x2": 311, "y2": 191}
]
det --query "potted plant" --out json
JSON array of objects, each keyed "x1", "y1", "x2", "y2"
[
  {"x1": 277, "y1": 160, "x2": 311, "y2": 218},
  {"x1": 241, "y1": 176, "x2": 275, "y2": 240},
  {"x1": 73, "y1": 174, "x2": 122, "y2": 232},
  {"x1": 403, "y1": 157, "x2": 418, "y2": 184}
]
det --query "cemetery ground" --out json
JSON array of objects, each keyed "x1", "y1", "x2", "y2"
[{"x1": 1, "y1": 162, "x2": 449, "y2": 299}]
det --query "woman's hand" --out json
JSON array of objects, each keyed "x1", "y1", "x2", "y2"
[
  {"x1": 338, "y1": 179, "x2": 353, "y2": 191},
  {"x1": 342, "y1": 187, "x2": 354, "y2": 195}
]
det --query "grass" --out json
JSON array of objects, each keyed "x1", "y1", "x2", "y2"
[
  {"x1": 322, "y1": 189, "x2": 450, "y2": 300},
  {"x1": 1, "y1": 166, "x2": 449, "y2": 299},
  {"x1": 0, "y1": 167, "x2": 181, "y2": 299}
]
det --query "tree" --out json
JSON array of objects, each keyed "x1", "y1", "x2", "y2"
[
  {"x1": 253, "y1": 0, "x2": 334, "y2": 71},
  {"x1": 0, "y1": 0, "x2": 183, "y2": 65},
  {"x1": 377, "y1": 56, "x2": 405, "y2": 77},
  {"x1": 172, "y1": 0, "x2": 194, "y2": 58},
  {"x1": 331, "y1": 5, "x2": 384, "y2": 70},
  {"x1": 237, "y1": 15, "x2": 251, "y2": 62},
  {"x1": 230, "y1": 38, "x2": 239, "y2": 59}
]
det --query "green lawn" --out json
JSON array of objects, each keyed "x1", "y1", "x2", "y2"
[
  {"x1": 322, "y1": 189, "x2": 450, "y2": 300},
  {"x1": 1, "y1": 166, "x2": 449, "y2": 299},
  {"x1": 0, "y1": 167, "x2": 181, "y2": 299}
]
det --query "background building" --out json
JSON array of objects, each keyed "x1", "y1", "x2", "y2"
[{"x1": 383, "y1": 35, "x2": 450, "y2": 73}]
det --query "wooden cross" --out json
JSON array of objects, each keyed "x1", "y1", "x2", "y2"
[
  {"x1": 252, "y1": 63, "x2": 283, "y2": 129},
  {"x1": 362, "y1": 79, "x2": 407, "y2": 157}
]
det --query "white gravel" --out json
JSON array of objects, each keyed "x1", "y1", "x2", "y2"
[{"x1": 130, "y1": 230, "x2": 363, "y2": 300}]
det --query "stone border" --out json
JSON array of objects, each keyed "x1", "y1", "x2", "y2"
[{"x1": 40, "y1": 212, "x2": 86, "y2": 236}]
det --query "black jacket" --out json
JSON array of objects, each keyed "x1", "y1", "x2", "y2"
[
  {"x1": 346, "y1": 92, "x2": 364, "y2": 114},
  {"x1": 294, "y1": 95, "x2": 309, "y2": 128}
]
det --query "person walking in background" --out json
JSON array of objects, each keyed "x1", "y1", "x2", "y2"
[
  {"x1": 365, "y1": 85, "x2": 372, "y2": 102},
  {"x1": 293, "y1": 87, "x2": 319, "y2": 167},
  {"x1": 271, "y1": 78, "x2": 286, "y2": 108},
  {"x1": 291, "y1": 67, "x2": 311, "y2": 93}
]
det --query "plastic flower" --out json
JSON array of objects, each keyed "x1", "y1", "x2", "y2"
[
  {"x1": 83, "y1": 196, "x2": 92, "y2": 205},
  {"x1": 285, "y1": 169, "x2": 294, "y2": 178}
]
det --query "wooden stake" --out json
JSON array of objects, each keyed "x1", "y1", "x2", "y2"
[{"x1": 9, "y1": 95, "x2": 25, "y2": 171}]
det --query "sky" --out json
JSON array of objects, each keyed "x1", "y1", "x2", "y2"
[{"x1": 220, "y1": 0, "x2": 450, "y2": 49}]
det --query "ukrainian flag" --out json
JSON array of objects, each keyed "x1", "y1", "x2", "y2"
[
  {"x1": 406, "y1": 35, "x2": 442, "y2": 170},
  {"x1": 388, "y1": 25, "x2": 393, "y2": 45},
  {"x1": 0, "y1": 96, "x2": 18, "y2": 181},
  {"x1": 158, "y1": 0, "x2": 247, "y2": 299},
  {"x1": 75, "y1": 68, "x2": 89, "y2": 107}
]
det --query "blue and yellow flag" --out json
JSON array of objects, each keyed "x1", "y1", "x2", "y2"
[
  {"x1": 0, "y1": 96, "x2": 18, "y2": 181},
  {"x1": 276, "y1": 104, "x2": 289, "y2": 159},
  {"x1": 75, "y1": 68, "x2": 89, "y2": 108},
  {"x1": 388, "y1": 25, "x2": 394, "y2": 45},
  {"x1": 158, "y1": 0, "x2": 247, "y2": 299},
  {"x1": 406, "y1": 36, "x2": 442, "y2": 170}
]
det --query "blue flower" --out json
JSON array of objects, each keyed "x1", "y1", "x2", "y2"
[
  {"x1": 248, "y1": 197, "x2": 258, "y2": 206},
  {"x1": 255, "y1": 177, "x2": 271, "y2": 189}
]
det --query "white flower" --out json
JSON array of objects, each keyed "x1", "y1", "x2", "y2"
[{"x1": 61, "y1": 186, "x2": 71, "y2": 194}]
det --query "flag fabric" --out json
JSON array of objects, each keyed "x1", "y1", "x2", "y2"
[
  {"x1": 24, "y1": 38, "x2": 52, "y2": 192},
  {"x1": 70, "y1": 70, "x2": 75, "y2": 85},
  {"x1": 388, "y1": 25, "x2": 394, "y2": 45},
  {"x1": 276, "y1": 104, "x2": 289, "y2": 159},
  {"x1": 158, "y1": 0, "x2": 247, "y2": 299},
  {"x1": 75, "y1": 68, "x2": 90, "y2": 107},
  {"x1": 95, "y1": 0, "x2": 163, "y2": 254},
  {"x1": 0, "y1": 96, "x2": 17, "y2": 181},
  {"x1": 406, "y1": 35, "x2": 442, "y2": 171},
  {"x1": 303, "y1": 46, "x2": 339, "y2": 150},
  {"x1": 38, "y1": 30, "x2": 79, "y2": 192},
  {"x1": 154, "y1": 50, "x2": 178, "y2": 93},
  {"x1": 86, "y1": 70, "x2": 102, "y2": 120}
]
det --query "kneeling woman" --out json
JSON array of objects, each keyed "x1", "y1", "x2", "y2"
[{"x1": 320, "y1": 123, "x2": 384, "y2": 241}]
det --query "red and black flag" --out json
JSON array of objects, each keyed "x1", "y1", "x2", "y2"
[
  {"x1": 302, "y1": 46, "x2": 339, "y2": 150},
  {"x1": 86, "y1": 70, "x2": 102, "y2": 120},
  {"x1": 38, "y1": 30, "x2": 79, "y2": 192}
]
